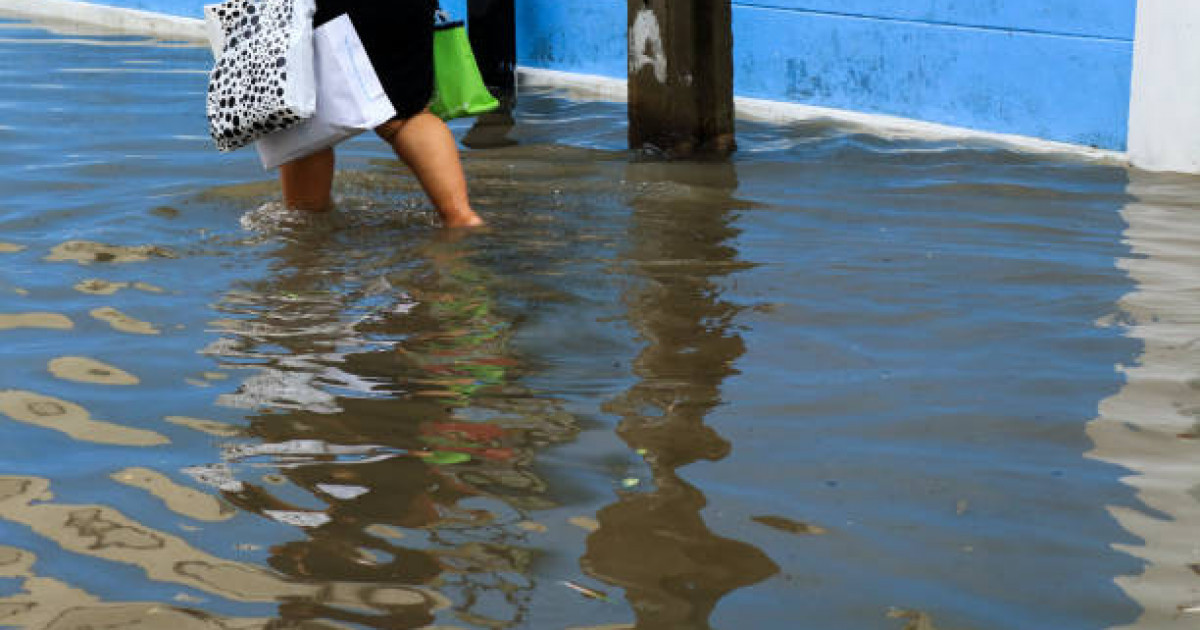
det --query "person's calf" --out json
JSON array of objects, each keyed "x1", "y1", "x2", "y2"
[
  {"x1": 376, "y1": 114, "x2": 484, "y2": 228},
  {"x1": 280, "y1": 147, "x2": 336, "y2": 212}
]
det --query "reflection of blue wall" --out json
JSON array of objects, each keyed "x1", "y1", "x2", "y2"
[{"x1": 85, "y1": 0, "x2": 1138, "y2": 150}]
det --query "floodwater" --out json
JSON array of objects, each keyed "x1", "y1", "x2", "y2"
[{"x1": 4, "y1": 14, "x2": 1200, "y2": 630}]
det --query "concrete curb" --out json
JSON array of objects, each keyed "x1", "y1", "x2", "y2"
[{"x1": 0, "y1": 0, "x2": 1131, "y2": 165}]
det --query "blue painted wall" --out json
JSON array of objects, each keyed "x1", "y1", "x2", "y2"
[
  {"x1": 86, "y1": 0, "x2": 1138, "y2": 150},
  {"x1": 516, "y1": 1, "x2": 626, "y2": 79},
  {"x1": 732, "y1": 3, "x2": 1136, "y2": 149},
  {"x1": 514, "y1": 0, "x2": 1137, "y2": 149}
]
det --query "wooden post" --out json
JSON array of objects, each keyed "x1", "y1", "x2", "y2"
[{"x1": 628, "y1": 0, "x2": 735, "y2": 157}]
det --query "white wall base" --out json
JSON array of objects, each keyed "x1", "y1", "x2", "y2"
[
  {"x1": 519, "y1": 68, "x2": 1125, "y2": 165},
  {"x1": 1129, "y1": 0, "x2": 1200, "y2": 174}
]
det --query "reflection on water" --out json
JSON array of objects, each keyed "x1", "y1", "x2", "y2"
[
  {"x1": 6, "y1": 14, "x2": 1200, "y2": 630},
  {"x1": 585, "y1": 162, "x2": 777, "y2": 628},
  {"x1": 0, "y1": 475, "x2": 449, "y2": 629},
  {"x1": 48, "y1": 356, "x2": 141, "y2": 385},
  {"x1": 0, "y1": 390, "x2": 169, "y2": 446},
  {"x1": 1089, "y1": 171, "x2": 1200, "y2": 628},
  {"x1": 191, "y1": 220, "x2": 582, "y2": 628}
]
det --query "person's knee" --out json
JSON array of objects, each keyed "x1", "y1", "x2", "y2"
[{"x1": 375, "y1": 118, "x2": 407, "y2": 144}]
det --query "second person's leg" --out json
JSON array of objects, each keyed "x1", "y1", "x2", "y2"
[{"x1": 280, "y1": 146, "x2": 336, "y2": 212}]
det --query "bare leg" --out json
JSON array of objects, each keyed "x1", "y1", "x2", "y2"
[
  {"x1": 279, "y1": 147, "x2": 335, "y2": 212},
  {"x1": 377, "y1": 111, "x2": 484, "y2": 228}
]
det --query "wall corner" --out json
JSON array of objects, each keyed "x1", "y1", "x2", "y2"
[{"x1": 1129, "y1": 0, "x2": 1200, "y2": 174}]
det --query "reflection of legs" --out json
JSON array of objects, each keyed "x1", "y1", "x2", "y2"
[
  {"x1": 377, "y1": 111, "x2": 484, "y2": 228},
  {"x1": 280, "y1": 147, "x2": 335, "y2": 212}
]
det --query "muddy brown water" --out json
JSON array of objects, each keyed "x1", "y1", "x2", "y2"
[{"x1": 2, "y1": 13, "x2": 1200, "y2": 630}]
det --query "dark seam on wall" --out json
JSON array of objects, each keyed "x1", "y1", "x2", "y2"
[{"x1": 729, "y1": 3, "x2": 1135, "y2": 44}]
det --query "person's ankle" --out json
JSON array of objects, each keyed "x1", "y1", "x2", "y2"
[
  {"x1": 443, "y1": 213, "x2": 485, "y2": 228},
  {"x1": 439, "y1": 206, "x2": 484, "y2": 228}
]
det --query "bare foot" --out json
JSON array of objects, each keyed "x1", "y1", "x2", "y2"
[{"x1": 442, "y1": 212, "x2": 485, "y2": 228}]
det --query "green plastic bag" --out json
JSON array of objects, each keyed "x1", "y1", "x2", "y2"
[{"x1": 430, "y1": 12, "x2": 500, "y2": 120}]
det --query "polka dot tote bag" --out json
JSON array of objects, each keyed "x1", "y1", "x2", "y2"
[{"x1": 204, "y1": 0, "x2": 317, "y2": 153}]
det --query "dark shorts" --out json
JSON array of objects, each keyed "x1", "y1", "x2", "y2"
[{"x1": 314, "y1": 0, "x2": 435, "y2": 120}]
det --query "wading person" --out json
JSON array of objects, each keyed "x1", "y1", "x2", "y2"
[{"x1": 281, "y1": 0, "x2": 484, "y2": 228}]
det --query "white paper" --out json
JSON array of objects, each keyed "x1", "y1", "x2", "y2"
[{"x1": 255, "y1": 14, "x2": 397, "y2": 170}]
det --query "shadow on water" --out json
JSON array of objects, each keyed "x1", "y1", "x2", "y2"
[{"x1": 583, "y1": 160, "x2": 778, "y2": 629}]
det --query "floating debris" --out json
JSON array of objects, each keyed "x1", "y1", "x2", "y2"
[
  {"x1": 90, "y1": 307, "x2": 160, "y2": 335},
  {"x1": 517, "y1": 521, "x2": 548, "y2": 533},
  {"x1": 0, "y1": 312, "x2": 73, "y2": 331},
  {"x1": 0, "y1": 243, "x2": 25, "y2": 253},
  {"x1": 561, "y1": 580, "x2": 613, "y2": 603},
  {"x1": 752, "y1": 515, "x2": 827, "y2": 536},
  {"x1": 48, "y1": 356, "x2": 139, "y2": 386}
]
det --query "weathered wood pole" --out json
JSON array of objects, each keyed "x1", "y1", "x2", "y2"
[
  {"x1": 628, "y1": 0, "x2": 735, "y2": 157},
  {"x1": 467, "y1": 0, "x2": 517, "y2": 108}
]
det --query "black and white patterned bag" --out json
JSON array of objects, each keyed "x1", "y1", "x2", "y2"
[{"x1": 204, "y1": 0, "x2": 317, "y2": 153}]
